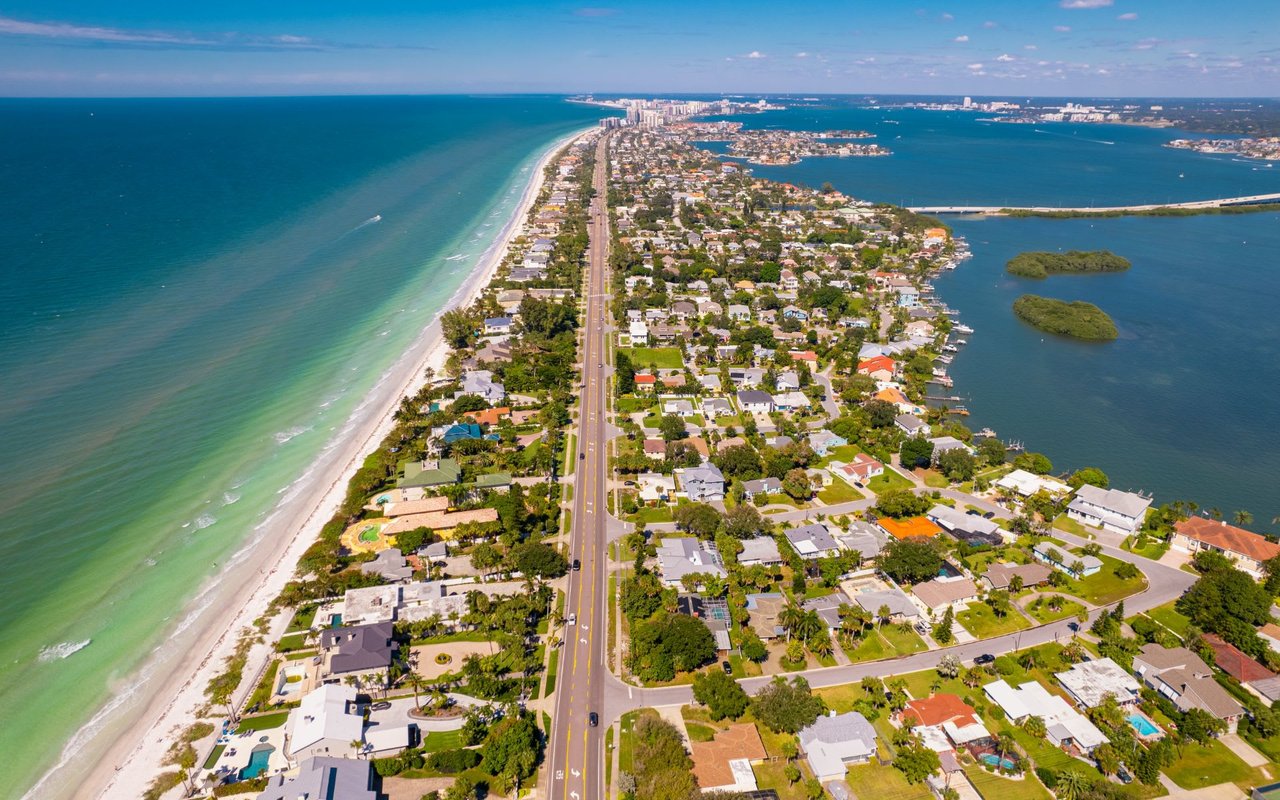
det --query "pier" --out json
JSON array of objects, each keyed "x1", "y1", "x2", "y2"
[{"x1": 909, "y1": 191, "x2": 1280, "y2": 215}]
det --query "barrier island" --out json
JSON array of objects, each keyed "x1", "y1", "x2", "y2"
[
  {"x1": 1013, "y1": 294, "x2": 1119, "y2": 340},
  {"x1": 1007, "y1": 249, "x2": 1131, "y2": 279}
]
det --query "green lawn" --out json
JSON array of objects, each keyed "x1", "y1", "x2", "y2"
[
  {"x1": 846, "y1": 762, "x2": 932, "y2": 800},
  {"x1": 1059, "y1": 554, "x2": 1147, "y2": 605},
  {"x1": 966, "y1": 767, "x2": 1053, "y2": 800},
  {"x1": 235, "y1": 711, "x2": 290, "y2": 733},
  {"x1": 545, "y1": 647, "x2": 560, "y2": 695},
  {"x1": 1025, "y1": 596, "x2": 1086, "y2": 624},
  {"x1": 956, "y1": 603, "x2": 1031, "y2": 639},
  {"x1": 919, "y1": 469, "x2": 950, "y2": 489},
  {"x1": 685, "y1": 722, "x2": 717, "y2": 742},
  {"x1": 1164, "y1": 739, "x2": 1263, "y2": 790},
  {"x1": 616, "y1": 396, "x2": 653, "y2": 414},
  {"x1": 753, "y1": 760, "x2": 808, "y2": 800},
  {"x1": 619, "y1": 347, "x2": 684, "y2": 370},
  {"x1": 275, "y1": 632, "x2": 309, "y2": 652},
  {"x1": 420, "y1": 729, "x2": 464, "y2": 753},
  {"x1": 881, "y1": 623, "x2": 929, "y2": 655},
  {"x1": 628, "y1": 505, "x2": 674, "y2": 524},
  {"x1": 818, "y1": 481, "x2": 864, "y2": 504},
  {"x1": 617, "y1": 709, "x2": 651, "y2": 775},
  {"x1": 867, "y1": 469, "x2": 914, "y2": 495},
  {"x1": 1142, "y1": 602, "x2": 1192, "y2": 638},
  {"x1": 285, "y1": 605, "x2": 317, "y2": 633},
  {"x1": 816, "y1": 683, "x2": 870, "y2": 713},
  {"x1": 817, "y1": 444, "x2": 863, "y2": 466},
  {"x1": 202, "y1": 744, "x2": 226, "y2": 770},
  {"x1": 846, "y1": 625, "x2": 928, "y2": 663},
  {"x1": 1052, "y1": 513, "x2": 1090, "y2": 537}
]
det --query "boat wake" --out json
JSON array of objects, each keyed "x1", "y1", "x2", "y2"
[
  {"x1": 445, "y1": 253, "x2": 469, "y2": 262},
  {"x1": 38, "y1": 639, "x2": 92, "y2": 662}
]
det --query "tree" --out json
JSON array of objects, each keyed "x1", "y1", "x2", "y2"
[
  {"x1": 936, "y1": 448, "x2": 977, "y2": 482},
  {"x1": 659, "y1": 414, "x2": 687, "y2": 442},
  {"x1": 615, "y1": 351, "x2": 636, "y2": 394},
  {"x1": 782, "y1": 469, "x2": 813, "y2": 501},
  {"x1": 1012, "y1": 451, "x2": 1053, "y2": 475},
  {"x1": 864, "y1": 399, "x2": 897, "y2": 428},
  {"x1": 1177, "y1": 564, "x2": 1273, "y2": 654},
  {"x1": 631, "y1": 715, "x2": 698, "y2": 800},
  {"x1": 977, "y1": 437, "x2": 1006, "y2": 466},
  {"x1": 894, "y1": 740, "x2": 941, "y2": 784},
  {"x1": 510, "y1": 541, "x2": 569, "y2": 579},
  {"x1": 1023, "y1": 715, "x2": 1047, "y2": 739},
  {"x1": 1054, "y1": 770, "x2": 1090, "y2": 800},
  {"x1": 470, "y1": 542, "x2": 503, "y2": 578},
  {"x1": 1235, "y1": 510, "x2": 1255, "y2": 527},
  {"x1": 933, "y1": 607, "x2": 955, "y2": 644},
  {"x1": 987, "y1": 590, "x2": 1012, "y2": 618},
  {"x1": 1069, "y1": 467, "x2": 1109, "y2": 490},
  {"x1": 630, "y1": 612, "x2": 717, "y2": 681},
  {"x1": 751, "y1": 676, "x2": 824, "y2": 734},
  {"x1": 441, "y1": 308, "x2": 478, "y2": 349},
  {"x1": 718, "y1": 445, "x2": 763, "y2": 479},
  {"x1": 1179, "y1": 708, "x2": 1226, "y2": 744},
  {"x1": 879, "y1": 538, "x2": 943, "y2": 584},
  {"x1": 900, "y1": 437, "x2": 935, "y2": 470},
  {"x1": 692, "y1": 670, "x2": 750, "y2": 721},
  {"x1": 936, "y1": 654, "x2": 961, "y2": 679},
  {"x1": 875, "y1": 488, "x2": 932, "y2": 519},
  {"x1": 673, "y1": 503, "x2": 722, "y2": 539}
]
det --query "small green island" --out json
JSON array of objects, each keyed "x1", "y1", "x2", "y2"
[
  {"x1": 1012, "y1": 294, "x2": 1118, "y2": 340},
  {"x1": 1006, "y1": 249, "x2": 1131, "y2": 279}
]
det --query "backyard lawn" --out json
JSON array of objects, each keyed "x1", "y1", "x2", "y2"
[
  {"x1": 957, "y1": 603, "x2": 1031, "y2": 639},
  {"x1": 965, "y1": 767, "x2": 1053, "y2": 800},
  {"x1": 818, "y1": 480, "x2": 864, "y2": 504},
  {"x1": 619, "y1": 347, "x2": 684, "y2": 370},
  {"x1": 235, "y1": 711, "x2": 289, "y2": 733},
  {"x1": 753, "y1": 760, "x2": 809, "y2": 800},
  {"x1": 846, "y1": 762, "x2": 932, "y2": 800},
  {"x1": 867, "y1": 469, "x2": 914, "y2": 495},
  {"x1": 1164, "y1": 739, "x2": 1263, "y2": 790},
  {"x1": 1140, "y1": 602, "x2": 1192, "y2": 638}
]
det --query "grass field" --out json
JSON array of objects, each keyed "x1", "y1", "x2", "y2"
[
  {"x1": 966, "y1": 767, "x2": 1053, "y2": 800},
  {"x1": 846, "y1": 762, "x2": 932, "y2": 800},
  {"x1": 235, "y1": 711, "x2": 290, "y2": 733},
  {"x1": 846, "y1": 624, "x2": 928, "y2": 663},
  {"x1": 1141, "y1": 601, "x2": 1192, "y2": 638},
  {"x1": 1164, "y1": 739, "x2": 1263, "y2": 790},
  {"x1": 957, "y1": 603, "x2": 1032, "y2": 639},
  {"x1": 753, "y1": 760, "x2": 808, "y2": 800},
  {"x1": 818, "y1": 480, "x2": 864, "y2": 504},
  {"x1": 619, "y1": 347, "x2": 684, "y2": 370},
  {"x1": 420, "y1": 729, "x2": 464, "y2": 753},
  {"x1": 867, "y1": 469, "x2": 915, "y2": 495},
  {"x1": 1025, "y1": 596, "x2": 1086, "y2": 624},
  {"x1": 1060, "y1": 553, "x2": 1147, "y2": 605},
  {"x1": 628, "y1": 505, "x2": 674, "y2": 524}
]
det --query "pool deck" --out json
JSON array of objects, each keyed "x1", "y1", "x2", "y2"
[{"x1": 204, "y1": 726, "x2": 288, "y2": 785}]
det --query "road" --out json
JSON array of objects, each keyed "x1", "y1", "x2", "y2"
[
  {"x1": 546, "y1": 134, "x2": 611, "y2": 800},
  {"x1": 908, "y1": 191, "x2": 1280, "y2": 215}
]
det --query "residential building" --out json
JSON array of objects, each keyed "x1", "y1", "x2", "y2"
[
  {"x1": 798, "y1": 712, "x2": 879, "y2": 780},
  {"x1": 359, "y1": 548, "x2": 413, "y2": 583},
  {"x1": 677, "y1": 461, "x2": 726, "y2": 502},
  {"x1": 984, "y1": 680, "x2": 1108, "y2": 754},
  {"x1": 1056, "y1": 658, "x2": 1141, "y2": 708},
  {"x1": 1033, "y1": 541, "x2": 1102, "y2": 578},
  {"x1": 901, "y1": 694, "x2": 992, "y2": 751},
  {"x1": 656, "y1": 538, "x2": 727, "y2": 586},
  {"x1": 911, "y1": 577, "x2": 978, "y2": 615},
  {"x1": 853, "y1": 587, "x2": 919, "y2": 620},
  {"x1": 256, "y1": 757, "x2": 376, "y2": 800},
  {"x1": 399, "y1": 458, "x2": 462, "y2": 489},
  {"x1": 745, "y1": 593, "x2": 787, "y2": 639},
  {"x1": 785, "y1": 523, "x2": 842, "y2": 560},
  {"x1": 341, "y1": 582, "x2": 470, "y2": 626},
  {"x1": 1171, "y1": 516, "x2": 1280, "y2": 579},
  {"x1": 1133, "y1": 643, "x2": 1245, "y2": 731},
  {"x1": 738, "y1": 536, "x2": 783, "y2": 567},
  {"x1": 691, "y1": 724, "x2": 768, "y2": 793},
  {"x1": 895, "y1": 414, "x2": 930, "y2": 437},
  {"x1": 878, "y1": 516, "x2": 942, "y2": 541},
  {"x1": 981, "y1": 562, "x2": 1051, "y2": 591},
  {"x1": 458, "y1": 370, "x2": 506, "y2": 404},
  {"x1": 1066, "y1": 485, "x2": 1152, "y2": 536},
  {"x1": 318, "y1": 623, "x2": 394, "y2": 686},
  {"x1": 636, "y1": 472, "x2": 676, "y2": 504},
  {"x1": 836, "y1": 522, "x2": 888, "y2": 561},
  {"x1": 830, "y1": 454, "x2": 884, "y2": 486},
  {"x1": 285, "y1": 684, "x2": 366, "y2": 762},
  {"x1": 742, "y1": 477, "x2": 782, "y2": 499},
  {"x1": 807, "y1": 429, "x2": 848, "y2": 457},
  {"x1": 927, "y1": 505, "x2": 1004, "y2": 546},
  {"x1": 628, "y1": 319, "x2": 650, "y2": 345},
  {"x1": 995, "y1": 469, "x2": 1072, "y2": 499},
  {"x1": 927, "y1": 436, "x2": 971, "y2": 462},
  {"x1": 736, "y1": 389, "x2": 774, "y2": 414}
]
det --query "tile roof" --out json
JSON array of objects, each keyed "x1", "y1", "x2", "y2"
[
  {"x1": 879, "y1": 516, "x2": 942, "y2": 540},
  {"x1": 1176, "y1": 516, "x2": 1280, "y2": 563}
]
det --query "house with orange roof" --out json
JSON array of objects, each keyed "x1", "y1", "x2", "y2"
[
  {"x1": 901, "y1": 694, "x2": 991, "y2": 752},
  {"x1": 634, "y1": 373, "x2": 657, "y2": 392},
  {"x1": 788, "y1": 350, "x2": 819, "y2": 362},
  {"x1": 878, "y1": 516, "x2": 942, "y2": 540},
  {"x1": 1172, "y1": 516, "x2": 1280, "y2": 579},
  {"x1": 871, "y1": 386, "x2": 924, "y2": 415},
  {"x1": 857, "y1": 355, "x2": 897, "y2": 381},
  {"x1": 690, "y1": 723, "x2": 767, "y2": 793},
  {"x1": 462, "y1": 407, "x2": 511, "y2": 427}
]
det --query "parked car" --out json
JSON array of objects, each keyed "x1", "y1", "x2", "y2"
[
  {"x1": 721, "y1": 661, "x2": 733, "y2": 674},
  {"x1": 974, "y1": 653, "x2": 996, "y2": 665}
]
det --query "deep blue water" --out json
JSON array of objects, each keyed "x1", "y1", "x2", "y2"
[{"x1": 699, "y1": 103, "x2": 1280, "y2": 526}]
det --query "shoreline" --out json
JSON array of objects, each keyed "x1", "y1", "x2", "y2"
[{"x1": 32, "y1": 125, "x2": 592, "y2": 800}]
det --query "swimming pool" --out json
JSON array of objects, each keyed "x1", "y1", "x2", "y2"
[
  {"x1": 981, "y1": 753, "x2": 1017, "y2": 770},
  {"x1": 1127, "y1": 713, "x2": 1159, "y2": 737},
  {"x1": 238, "y1": 745, "x2": 274, "y2": 781}
]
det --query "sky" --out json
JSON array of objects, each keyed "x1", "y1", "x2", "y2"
[{"x1": 0, "y1": 0, "x2": 1276, "y2": 97}]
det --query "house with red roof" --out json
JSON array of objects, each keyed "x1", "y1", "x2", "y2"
[
  {"x1": 857, "y1": 355, "x2": 897, "y2": 381},
  {"x1": 1172, "y1": 516, "x2": 1280, "y2": 579},
  {"x1": 901, "y1": 693, "x2": 991, "y2": 752}
]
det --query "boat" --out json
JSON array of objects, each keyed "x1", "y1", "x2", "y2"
[
  {"x1": 932, "y1": 368, "x2": 949, "y2": 378},
  {"x1": 935, "y1": 355, "x2": 953, "y2": 364},
  {"x1": 955, "y1": 324, "x2": 974, "y2": 334},
  {"x1": 953, "y1": 338, "x2": 967, "y2": 346},
  {"x1": 943, "y1": 344, "x2": 959, "y2": 353}
]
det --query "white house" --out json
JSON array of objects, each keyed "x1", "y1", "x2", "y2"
[
  {"x1": 798, "y1": 712, "x2": 878, "y2": 781},
  {"x1": 984, "y1": 680, "x2": 1108, "y2": 754},
  {"x1": 1066, "y1": 485, "x2": 1152, "y2": 536},
  {"x1": 286, "y1": 684, "x2": 366, "y2": 762}
]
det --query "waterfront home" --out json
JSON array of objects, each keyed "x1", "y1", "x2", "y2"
[
  {"x1": 677, "y1": 461, "x2": 726, "y2": 502},
  {"x1": 483, "y1": 316, "x2": 513, "y2": 336},
  {"x1": 745, "y1": 593, "x2": 787, "y2": 639},
  {"x1": 1056, "y1": 658, "x2": 1141, "y2": 708},
  {"x1": 318, "y1": 623, "x2": 395, "y2": 688},
  {"x1": 381, "y1": 506, "x2": 499, "y2": 538},
  {"x1": 285, "y1": 684, "x2": 366, "y2": 762},
  {"x1": 1133, "y1": 643, "x2": 1245, "y2": 732},
  {"x1": 359, "y1": 548, "x2": 413, "y2": 583},
  {"x1": 901, "y1": 694, "x2": 991, "y2": 752},
  {"x1": 1171, "y1": 516, "x2": 1280, "y2": 579},
  {"x1": 656, "y1": 537, "x2": 727, "y2": 587},
  {"x1": 927, "y1": 505, "x2": 1004, "y2": 546},
  {"x1": 984, "y1": 679, "x2": 1108, "y2": 754},
  {"x1": 342, "y1": 581, "x2": 469, "y2": 626},
  {"x1": 1033, "y1": 541, "x2": 1102, "y2": 578},
  {"x1": 995, "y1": 469, "x2": 1072, "y2": 499},
  {"x1": 806, "y1": 428, "x2": 848, "y2": 457},
  {"x1": 927, "y1": 436, "x2": 971, "y2": 462},
  {"x1": 1066, "y1": 484, "x2": 1151, "y2": 536},
  {"x1": 257, "y1": 757, "x2": 376, "y2": 800},
  {"x1": 398, "y1": 458, "x2": 462, "y2": 489},
  {"x1": 736, "y1": 389, "x2": 774, "y2": 414},
  {"x1": 738, "y1": 536, "x2": 783, "y2": 567},
  {"x1": 741, "y1": 477, "x2": 781, "y2": 500},
  {"x1": 981, "y1": 562, "x2": 1051, "y2": 592},
  {"x1": 785, "y1": 523, "x2": 842, "y2": 560},
  {"x1": 857, "y1": 355, "x2": 897, "y2": 381},
  {"x1": 462, "y1": 406, "x2": 511, "y2": 427},
  {"x1": 878, "y1": 516, "x2": 942, "y2": 541},
  {"x1": 798, "y1": 712, "x2": 878, "y2": 781},
  {"x1": 690, "y1": 723, "x2": 768, "y2": 793},
  {"x1": 458, "y1": 370, "x2": 506, "y2": 404}
]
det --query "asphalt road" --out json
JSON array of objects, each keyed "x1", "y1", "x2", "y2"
[{"x1": 546, "y1": 134, "x2": 610, "y2": 800}]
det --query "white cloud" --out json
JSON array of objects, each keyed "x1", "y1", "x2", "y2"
[
  {"x1": 941, "y1": 12, "x2": 955, "y2": 21},
  {"x1": 746, "y1": 50, "x2": 766, "y2": 59},
  {"x1": 794, "y1": 51, "x2": 809, "y2": 58},
  {"x1": 997, "y1": 53, "x2": 1015, "y2": 62},
  {"x1": 0, "y1": 15, "x2": 212, "y2": 45},
  {"x1": 954, "y1": 34, "x2": 969, "y2": 42},
  {"x1": 1059, "y1": 0, "x2": 1112, "y2": 7},
  {"x1": 1054, "y1": 25, "x2": 1072, "y2": 32},
  {"x1": 1117, "y1": 12, "x2": 1138, "y2": 20},
  {"x1": 967, "y1": 62, "x2": 984, "y2": 70}
]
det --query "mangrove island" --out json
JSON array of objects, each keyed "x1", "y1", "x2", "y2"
[
  {"x1": 1007, "y1": 249, "x2": 1131, "y2": 278},
  {"x1": 1013, "y1": 294, "x2": 1119, "y2": 340}
]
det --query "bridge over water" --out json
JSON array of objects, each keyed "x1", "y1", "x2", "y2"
[{"x1": 909, "y1": 192, "x2": 1280, "y2": 215}]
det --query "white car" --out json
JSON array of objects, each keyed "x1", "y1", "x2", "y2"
[{"x1": 568, "y1": 613, "x2": 577, "y2": 626}]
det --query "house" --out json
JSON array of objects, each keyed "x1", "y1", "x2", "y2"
[
  {"x1": 854, "y1": 587, "x2": 920, "y2": 620},
  {"x1": 1056, "y1": 658, "x2": 1141, "y2": 708},
  {"x1": 1033, "y1": 541, "x2": 1102, "y2": 578},
  {"x1": 729, "y1": 367, "x2": 765, "y2": 388},
  {"x1": 285, "y1": 684, "x2": 366, "y2": 762},
  {"x1": 495, "y1": 289, "x2": 525, "y2": 312},
  {"x1": 772, "y1": 391, "x2": 811, "y2": 413},
  {"x1": 701, "y1": 397, "x2": 733, "y2": 418},
  {"x1": 911, "y1": 577, "x2": 979, "y2": 615},
  {"x1": 745, "y1": 593, "x2": 787, "y2": 639},
  {"x1": 676, "y1": 594, "x2": 733, "y2": 651},
  {"x1": 437, "y1": 422, "x2": 483, "y2": 445},
  {"x1": 462, "y1": 406, "x2": 511, "y2": 427},
  {"x1": 257, "y1": 757, "x2": 376, "y2": 800},
  {"x1": 1133, "y1": 643, "x2": 1245, "y2": 732},
  {"x1": 857, "y1": 356, "x2": 897, "y2": 381},
  {"x1": 678, "y1": 461, "x2": 726, "y2": 502},
  {"x1": 831, "y1": 454, "x2": 884, "y2": 486},
  {"x1": 742, "y1": 477, "x2": 782, "y2": 500},
  {"x1": 1067, "y1": 484, "x2": 1152, "y2": 536},
  {"x1": 798, "y1": 712, "x2": 879, "y2": 780},
  {"x1": 1172, "y1": 517, "x2": 1280, "y2": 579},
  {"x1": 995, "y1": 469, "x2": 1072, "y2": 499},
  {"x1": 318, "y1": 622, "x2": 395, "y2": 686},
  {"x1": 736, "y1": 389, "x2": 775, "y2": 414},
  {"x1": 341, "y1": 581, "x2": 470, "y2": 626},
  {"x1": 984, "y1": 679, "x2": 1108, "y2": 754},
  {"x1": 1203, "y1": 634, "x2": 1278, "y2": 701},
  {"x1": 837, "y1": 522, "x2": 888, "y2": 562},
  {"x1": 803, "y1": 590, "x2": 855, "y2": 632},
  {"x1": 642, "y1": 438, "x2": 668, "y2": 460},
  {"x1": 691, "y1": 723, "x2": 768, "y2": 793},
  {"x1": 662, "y1": 399, "x2": 697, "y2": 418},
  {"x1": 656, "y1": 538, "x2": 727, "y2": 586},
  {"x1": 785, "y1": 523, "x2": 842, "y2": 560},
  {"x1": 399, "y1": 458, "x2": 462, "y2": 489},
  {"x1": 901, "y1": 694, "x2": 992, "y2": 751},
  {"x1": 775, "y1": 371, "x2": 801, "y2": 392},
  {"x1": 807, "y1": 429, "x2": 848, "y2": 457},
  {"x1": 981, "y1": 562, "x2": 1051, "y2": 591},
  {"x1": 628, "y1": 320, "x2": 650, "y2": 346},
  {"x1": 878, "y1": 516, "x2": 942, "y2": 541},
  {"x1": 738, "y1": 536, "x2": 783, "y2": 567},
  {"x1": 634, "y1": 373, "x2": 657, "y2": 392},
  {"x1": 927, "y1": 436, "x2": 971, "y2": 462},
  {"x1": 360, "y1": 548, "x2": 413, "y2": 583},
  {"x1": 458, "y1": 370, "x2": 506, "y2": 404},
  {"x1": 636, "y1": 472, "x2": 676, "y2": 504},
  {"x1": 927, "y1": 505, "x2": 1004, "y2": 546},
  {"x1": 895, "y1": 414, "x2": 930, "y2": 437},
  {"x1": 727, "y1": 304, "x2": 751, "y2": 322},
  {"x1": 483, "y1": 316, "x2": 513, "y2": 336},
  {"x1": 782, "y1": 305, "x2": 808, "y2": 321}
]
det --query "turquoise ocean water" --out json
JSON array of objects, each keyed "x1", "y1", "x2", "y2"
[
  {"x1": 0, "y1": 96, "x2": 602, "y2": 796},
  {"x1": 701, "y1": 102, "x2": 1280, "y2": 526}
]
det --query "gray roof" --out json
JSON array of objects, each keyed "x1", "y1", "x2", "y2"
[
  {"x1": 855, "y1": 588, "x2": 919, "y2": 618},
  {"x1": 837, "y1": 522, "x2": 887, "y2": 560},
  {"x1": 785, "y1": 523, "x2": 840, "y2": 558},
  {"x1": 360, "y1": 547, "x2": 413, "y2": 582},
  {"x1": 799, "y1": 712, "x2": 878, "y2": 778},
  {"x1": 320, "y1": 622, "x2": 394, "y2": 675},
  {"x1": 256, "y1": 756, "x2": 376, "y2": 800},
  {"x1": 738, "y1": 536, "x2": 782, "y2": 564},
  {"x1": 657, "y1": 538, "x2": 727, "y2": 584},
  {"x1": 895, "y1": 413, "x2": 927, "y2": 432},
  {"x1": 743, "y1": 477, "x2": 781, "y2": 494},
  {"x1": 1071, "y1": 484, "x2": 1153, "y2": 520},
  {"x1": 736, "y1": 389, "x2": 774, "y2": 406},
  {"x1": 928, "y1": 505, "x2": 1001, "y2": 537}
]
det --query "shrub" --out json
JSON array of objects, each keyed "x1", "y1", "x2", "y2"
[{"x1": 426, "y1": 748, "x2": 483, "y2": 774}]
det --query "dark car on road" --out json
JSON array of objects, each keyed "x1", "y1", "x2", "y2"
[
  {"x1": 974, "y1": 653, "x2": 996, "y2": 665},
  {"x1": 572, "y1": 559, "x2": 581, "y2": 571},
  {"x1": 588, "y1": 712, "x2": 599, "y2": 727}
]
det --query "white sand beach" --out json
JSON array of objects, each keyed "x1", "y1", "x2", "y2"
[{"x1": 31, "y1": 126, "x2": 592, "y2": 800}]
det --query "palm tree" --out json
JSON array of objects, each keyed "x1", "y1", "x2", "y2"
[
  {"x1": 996, "y1": 732, "x2": 1017, "y2": 768},
  {"x1": 405, "y1": 671, "x2": 426, "y2": 712},
  {"x1": 350, "y1": 739, "x2": 365, "y2": 760},
  {"x1": 779, "y1": 603, "x2": 806, "y2": 643},
  {"x1": 1019, "y1": 648, "x2": 1042, "y2": 671},
  {"x1": 809, "y1": 631, "x2": 834, "y2": 658},
  {"x1": 878, "y1": 603, "x2": 892, "y2": 628},
  {"x1": 1055, "y1": 770, "x2": 1089, "y2": 800},
  {"x1": 1234, "y1": 510, "x2": 1254, "y2": 527}
]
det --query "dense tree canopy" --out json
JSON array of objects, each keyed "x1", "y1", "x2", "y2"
[
  {"x1": 751, "y1": 676, "x2": 825, "y2": 734},
  {"x1": 692, "y1": 669, "x2": 750, "y2": 721},
  {"x1": 879, "y1": 538, "x2": 944, "y2": 585}
]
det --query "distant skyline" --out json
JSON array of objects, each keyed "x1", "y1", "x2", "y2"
[{"x1": 1, "y1": 0, "x2": 1277, "y2": 97}]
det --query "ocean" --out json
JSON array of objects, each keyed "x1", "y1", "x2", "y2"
[
  {"x1": 700, "y1": 101, "x2": 1280, "y2": 526},
  {"x1": 0, "y1": 95, "x2": 602, "y2": 796}
]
